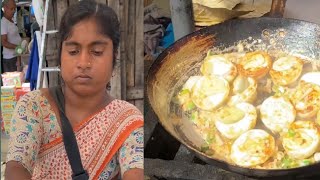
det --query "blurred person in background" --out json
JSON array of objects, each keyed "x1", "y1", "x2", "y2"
[{"x1": 1, "y1": 0, "x2": 22, "y2": 73}]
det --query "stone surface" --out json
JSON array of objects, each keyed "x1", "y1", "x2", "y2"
[
  {"x1": 1, "y1": 134, "x2": 9, "y2": 180},
  {"x1": 1, "y1": 134, "x2": 9, "y2": 162},
  {"x1": 144, "y1": 158, "x2": 257, "y2": 180}
]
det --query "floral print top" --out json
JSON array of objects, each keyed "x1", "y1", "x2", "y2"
[{"x1": 6, "y1": 90, "x2": 143, "y2": 179}]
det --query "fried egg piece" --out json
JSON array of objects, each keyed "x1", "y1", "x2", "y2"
[
  {"x1": 291, "y1": 81, "x2": 320, "y2": 119},
  {"x1": 176, "y1": 76, "x2": 201, "y2": 111},
  {"x1": 231, "y1": 129, "x2": 276, "y2": 167},
  {"x1": 301, "y1": 72, "x2": 320, "y2": 87},
  {"x1": 191, "y1": 76, "x2": 230, "y2": 111},
  {"x1": 228, "y1": 76, "x2": 257, "y2": 106},
  {"x1": 269, "y1": 56, "x2": 303, "y2": 86},
  {"x1": 238, "y1": 51, "x2": 272, "y2": 79},
  {"x1": 200, "y1": 54, "x2": 237, "y2": 82},
  {"x1": 215, "y1": 102, "x2": 257, "y2": 139},
  {"x1": 260, "y1": 96, "x2": 296, "y2": 133},
  {"x1": 317, "y1": 110, "x2": 320, "y2": 126},
  {"x1": 182, "y1": 76, "x2": 201, "y2": 90},
  {"x1": 314, "y1": 152, "x2": 320, "y2": 162},
  {"x1": 282, "y1": 121, "x2": 320, "y2": 159}
]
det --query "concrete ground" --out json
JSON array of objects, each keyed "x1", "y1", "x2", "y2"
[
  {"x1": 1, "y1": 133, "x2": 9, "y2": 180},
  {"x1": 1, "y1": 162, "x2": 5, "y2": 180},
  {"x1": 1, "y1": 134, "x2": 9, "y2": 162}
]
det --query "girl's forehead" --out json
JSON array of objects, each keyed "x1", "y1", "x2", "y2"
[
  {"x1": 72, "y1": 18, "x2": 100, "y2": 33},
  {"x1": 66, "y1": 19, "x2": 110, "y2": 41}
]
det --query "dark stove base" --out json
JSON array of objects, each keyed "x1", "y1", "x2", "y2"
[{"x1": 144, "y1": 158, "x2": 320, "y2": 180}]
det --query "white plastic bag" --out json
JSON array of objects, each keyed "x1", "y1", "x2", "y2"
[{"x1": 32, "y1": 0, "x2": 44, "y2": 27}]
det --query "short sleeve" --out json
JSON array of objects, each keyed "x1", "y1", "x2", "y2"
[
  {"x1": 118, "y1": 126, "x2": 144, "y2": 177},
  {"x1": 6, "y1": 91, "x2": 43, "y2": 174},
  {"x1": 1, "y1": 18, "x2": 8, "y2": 35}
]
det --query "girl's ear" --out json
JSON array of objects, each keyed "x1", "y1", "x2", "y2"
[
  {"x1": 112, "y1": 50, "x2": 118, "y2": 69},
  {"x1": 114, "y1": 49, "x2": 119, "y2": 59}
]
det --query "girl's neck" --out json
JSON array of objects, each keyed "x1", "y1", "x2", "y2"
[{"x1": 62, "y1": 86, "x2": 113, "y2": 112}]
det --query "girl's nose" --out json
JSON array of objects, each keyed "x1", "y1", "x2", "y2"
[{"x1": 77, "y1": 52, "x2": 92, "y2": 69}]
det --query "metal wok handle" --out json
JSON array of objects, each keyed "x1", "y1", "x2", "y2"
[{"x1": 269, "y1": 0, "x2": 287, "y2": 17}]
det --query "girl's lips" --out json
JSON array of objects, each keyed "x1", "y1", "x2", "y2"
[
  {"x1": 75, "y1": 74, "x2": 92, "y2": 83},
  {"x1": 77, "y1": 75, "x2": 91, "y2": 78},
  {"x1": 76, "y1": 73, "x2": 92, "y2": 78}
]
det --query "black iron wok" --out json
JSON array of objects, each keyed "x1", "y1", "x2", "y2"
[{"x1": 146, "y1": 17, "x2": 320, "y2": 179}]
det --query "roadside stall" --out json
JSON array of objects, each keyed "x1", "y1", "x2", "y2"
[
  {"x1": 1, "y1": 0, "x2": 34, "y2": 136},
  {"x1": 144, "y1": 0, "x2": 320, "y2": 180}
]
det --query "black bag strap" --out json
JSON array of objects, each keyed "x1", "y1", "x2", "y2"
[{"x1": 48, "y1": 86, "x2": 89, "y2": 180}]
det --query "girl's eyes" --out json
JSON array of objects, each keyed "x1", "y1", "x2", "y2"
[
  {"x1": 91, "y1": 51, "x2": 103, "y2": 56},
  {"x1": 68, "y1": 50, "x2": 79, "y2": 56},
  {"x1": 67, "y1": 50, "x2": 103, "y2": 56}
]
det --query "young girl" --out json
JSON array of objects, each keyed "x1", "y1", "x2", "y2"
[{"x1": 5, "y1": 1, "x2": 144, "y2": 179}]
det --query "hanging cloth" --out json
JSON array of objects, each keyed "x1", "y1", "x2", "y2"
[{"x1": 26, "y1": 32, "x2": 39, "y2": 90}]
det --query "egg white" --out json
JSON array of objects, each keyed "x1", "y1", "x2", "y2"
[
  {"x1": 177, "y1": 76, "x2": 202, "y2": 111},
  {"x1": 228, "y1": 76, "x2": 257, "y2": 106},
  {"x1": 290, "y1": 81, "x2": 320, "y2": 119},
  {"x1": 182, "y1": 76, "x2": 201, "y2": 90},
  {"x1": 260, "y1": 96, "x2": 296, "y2": 133},
  {"x1": 231, "y1": 129, "x2": 276, "y2": 167},
  {"x1": 314, "y1": 152, "x2": 320, "y2": 162},
  {"x1": 269, "y1": 56, "x2": 303, "y2": 86},
  {"x1": 238, "y1": 51, "x2": 272, "y2": 79},
  {"x1": 282, "y1": 121, "x2": 320, "y2": 159},
  {"x1": 191, "y1": 76, "x2": 230, "y2": 111},
  {"x1": 215, "y1": 102, "x2": 257, "y2": 139},
  {"x1": 301, "y1": 72, "x2": 320, "y2": 87},
  {"x1": 317, "y1": 110, "x2": 320, "y2": 126},
  {"x1": 200, "y1": 55, "x2": 237, "y2": 82}
]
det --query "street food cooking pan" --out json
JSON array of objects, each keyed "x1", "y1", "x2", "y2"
[{"x1": 147, "y1": 17, "x2": 320, "y2": 179}]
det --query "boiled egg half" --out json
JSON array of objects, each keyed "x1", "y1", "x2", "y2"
[
  {"x1": 177, "y1": 76, "x2": 201, "y2": 111},
  {"x1": 191, "y1": 76, "x2": 230, "y2": 111},
  {"x1": 260, "y1": 96, "x2": 296, "y2": 133},
  {"x1": 301, "y1": 72, "x2": 320, "y2": 87},
  {"x1": 231, "y1": 129, "x2": 276, "y2": 167},
  {"x1": 290, "y1": 81, "x2": 320, "y2": 119},
  {"x1": 282, "y1": 121, "x2": 320, "y2": 159},
  {"x1": 228, "y1": 76, "x2": 257, "y2": 106},
  {"x1": 238, "y1": 51, "x2": 272, "y2": 79},
  {"x1": 215, "y1": 102, "x2": 257, "y2": 139},
  {"x1": 269, "y1": 56, "x2": 303, "y2": 86},
  {"x1": 200, "y1": 54, "x2": 237, "y2": 82}
]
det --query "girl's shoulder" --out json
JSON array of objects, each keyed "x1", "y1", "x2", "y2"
[
  {"x1": 18, "y1": 90, "x2": 43, "y2": 102},
  {"x1": 17, "y1": 90, "x2": 51, "y2": 111},
  {"x1": 109, "y1": 99, "x2": 143, "y2": 115}
]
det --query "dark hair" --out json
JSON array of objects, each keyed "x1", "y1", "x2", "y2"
[{"x1": 58, "y1": 0, "x2": 120, "y2": 67}]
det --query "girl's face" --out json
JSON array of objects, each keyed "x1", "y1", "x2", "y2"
[{"x1": 60, "y1": 17, "x2": 114, "y2": 96}]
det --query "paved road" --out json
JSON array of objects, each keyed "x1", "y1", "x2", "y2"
[
  {"x1": 1, "y1": 133, "x2": 9, "y2": 180},
  {"x1": 1, "y1": 134, "x2": 9, "y2": 162}
]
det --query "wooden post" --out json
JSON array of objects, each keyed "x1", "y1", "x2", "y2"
[
  {"x1": 46, "y1": 0, "x2": 59, "y2": 87},
  {"x1": 134, "y1": 0, "x2": 144, "y2": 112},
  {"x1": 108, "y1": 0, "x2": 122, "y2": 100},
  {"x1": 270, "y1": 0, "x2": 287, "y2": 17},
  {"x1": 56, "y1": 0, "x2": 68, "y2": 27},
  {"x1": 127, "y1": 0, "x2": 136, "y2": 89},
  {"x1": 68, "y1": 0, "x2": 78, "y2": 5},
  {"x1": 170, "y1": 0, "x2": 195, "y2": 41},
  {"x1": 119, "y1": 0, "x2": 128, "y2": 101},
  {"x1": 95, "y1": 0, "x2": 107, "y2": 4}
]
